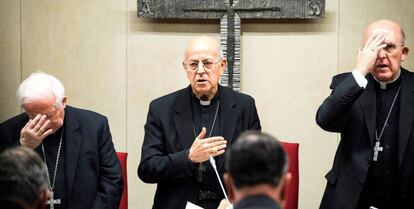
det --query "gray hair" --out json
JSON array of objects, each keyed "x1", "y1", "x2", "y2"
[
  {"x1": 0, "y1": 146, "x2": 49, "y2": 205},
  {"x1": 17, "y1": 71, "x2": 65, "y2": 107}
]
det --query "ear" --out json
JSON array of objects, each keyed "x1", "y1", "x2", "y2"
[
  {"x1": 279, "y1": 172, "x2": 292, "y2": 209},
  {"x1": 61, "y1": 96, "x2": 68, "y2": 108},
  {"x1": 223, "y1": 173, "x2": 234, "y2": 202},
  {"x1": 401, "y1": 46, "x2": 409, "y2": 62},
  {"x1": 219, "y1": 59, "x2": 227, "y2": 75},
  {"x1": 182, "y1": 62, "x2": 192, "y2": 80}
]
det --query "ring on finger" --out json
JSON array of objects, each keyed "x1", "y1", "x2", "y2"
[
  {"x1": 211, "y1": 146, "x2": 218, "y2": 153},
  {"x1": 37, "y1": 128, "x2": 44, "y2": 135}
]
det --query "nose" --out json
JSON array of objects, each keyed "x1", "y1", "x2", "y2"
[
  {"x1": 196, "y1": 61, "x2": 206, "y2": 74},
  {"x1": 378, "y1": 48, "x2": 387, "y2": 59}
]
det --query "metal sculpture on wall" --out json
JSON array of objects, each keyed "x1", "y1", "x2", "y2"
[{"x1": 138, "y1": 0, "x2": 325, "y2": 91}]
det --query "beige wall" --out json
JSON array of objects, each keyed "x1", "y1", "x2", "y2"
[{"x1": 1, "y1": 0, "x2": 414, "y2": 209}]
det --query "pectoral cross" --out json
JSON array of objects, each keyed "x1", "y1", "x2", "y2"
[
  {"x1": 197, "y1": 163, "x2": 207, "y2": 182},
  {"x1": 47, "y1": 190, "x2": 61, "y2": 209},
  {"x1": 373, "y1": 141, "x2": 383, "y2": 162}
]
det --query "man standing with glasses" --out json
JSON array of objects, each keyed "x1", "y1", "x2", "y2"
[
  {"x1": 138, "y1": 36, "x2": 261, "y2": 209},
  {"x1": 317, "y1": 20, "x2": 412, "y2": 209}
]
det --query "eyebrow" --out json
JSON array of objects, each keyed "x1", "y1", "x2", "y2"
[{"x1": 44, "y1": 111, "x2": 55, "y2": 117}]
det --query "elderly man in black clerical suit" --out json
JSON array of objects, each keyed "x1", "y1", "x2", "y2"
[
  {"x1": 317, "y1": 19, "x2": 413, "y2": 209},
  {"x1": 0, "y1": 72, "x2": 123, "y2": 209},
  {"x1": 219, "y1": 131, "x2": 291, "y2": 209},
  {"x1": 138, "y1": 36, "x2": 261, "y2": 209},
  {"x1": 0, "y1": 147, "x2": 50, "y2": 209}
]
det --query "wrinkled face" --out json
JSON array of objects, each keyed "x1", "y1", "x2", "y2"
[
  {"x1": 23, "y1": 95, "x2": 67, "y2": 134},
  {"x1": 183, "y1": 38, "x2": 226, "y2": 100},
  {"x1": 364, "y1": 22, "x2": 409, "y2": 82}
]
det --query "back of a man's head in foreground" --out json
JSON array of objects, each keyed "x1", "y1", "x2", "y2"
[
  {"x1": 0, "y1": 146, "x2": 49, "y2": 209},
  {"x1": 224, "y1": 131, "x2": 291, "y2": 208}
]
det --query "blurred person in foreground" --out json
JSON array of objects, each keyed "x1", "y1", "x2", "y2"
[
  {"x1": 218, "y1": 131, "x2": 290, "y2": 209},
  {"x1": 0, "y1": 146, "x2": 49, "y2": 209}
]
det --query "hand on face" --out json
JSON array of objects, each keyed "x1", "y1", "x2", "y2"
[
  {"x1": 20, "y1": 114, "x2": 54, "y2": 148},
  {"x1": 188, "y1": 127, "x2": 227, "y2": 163},
  {"x1": 355, "y1": 33, "x2": 387, "y2": 76}
]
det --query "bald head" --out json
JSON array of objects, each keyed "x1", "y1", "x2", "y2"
[
  {"x1": 363, "y1": 19, "x2": 405, "y2": 45},
  {"x1": 360, "y1": 19, "x2": 409, "y2": 82},
  {"x1": 182, "y1": 36, "x2": 227, "y2": 100},
  {"x1": 184, "y1": 36, "x2": 223, "y2": 62}
]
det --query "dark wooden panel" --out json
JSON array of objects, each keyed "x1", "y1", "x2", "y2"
[{"x1": 137, "y1": 0, "x2": 325, "y2": 19}]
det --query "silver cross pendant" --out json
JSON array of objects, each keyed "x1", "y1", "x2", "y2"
[{"x1": 47, "y1": 190, "x2": 61, "y2": 209}]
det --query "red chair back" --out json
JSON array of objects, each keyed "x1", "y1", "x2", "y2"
[
  {"x1": 117, "y1": 152, "x2": 128, "y2": 209},
  {"x1": 281, "y1": 142, "x2": 299, "y2": 209}
]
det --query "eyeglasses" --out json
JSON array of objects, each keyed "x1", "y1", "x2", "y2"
[
  {"x1": 184, "y1": 59, "x2": 222, "y2": 71},
  {"x1": 383, "y1": 43, "x2": 404, "y2": 54}
]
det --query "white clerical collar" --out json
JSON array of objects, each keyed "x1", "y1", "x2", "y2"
[
  {"x1": 200, "y1": 100, "x2": 211, "y2": 106},
  {"x1": 373, "y1": 70, "x2": 401, "y2": 90}
]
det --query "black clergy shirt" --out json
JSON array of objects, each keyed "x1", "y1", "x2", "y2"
[
  {"x1": 357, "y1": 76, "x2": 401, "y2": 209},
  {"x1": 190, "y1": 88, "x2": 224, "y2": 209},
  {"x1": 35, "y1": 128, "x2": 66, "y2": 209}
]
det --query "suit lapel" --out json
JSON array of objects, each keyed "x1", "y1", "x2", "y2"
[
  {"x1": 359, "y1": 75, "x2": 377, "y2": 146},
  {"x1": 173, "y1": 87, "x2": 195, "y2": 149},
  {"x1": 63, "y1": 107, "x2": 82, "y2": 194},
  {"x1": 173, "y1": 86, "x2": 238, "y2": 169},
  {"x1": 398, "y1": 68, "x2": 414, "y2": 167},
  {"x1": 217, "y1": 87, "x2": 238, "y2": 170}
]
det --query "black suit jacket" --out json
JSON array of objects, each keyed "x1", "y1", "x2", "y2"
[
  {"x1": 316, "y1": 68, "x2": 414, "y2": 209},
  {"x1": 0, "y1": 106, "x2": 123, "y2": 209},
  {"x1": 234, "y1": 195, "x2": 281, "y2": 209},
  {"x1": 138, "y1": 85, "x2": 261, "y2": 209}
]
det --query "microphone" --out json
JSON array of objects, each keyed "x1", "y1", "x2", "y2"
[{"x1": 209, "y1": 156, "x2": 233, "y2": 209}]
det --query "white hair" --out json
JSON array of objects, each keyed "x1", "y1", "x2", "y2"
[{"x1": 17, "y1": 71, "x2": 65, "y2": 107}]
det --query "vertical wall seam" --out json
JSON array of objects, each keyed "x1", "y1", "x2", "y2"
[
  {"x1": 19, "y1": 0, "x2": 22, "y2": 83},
  {"x1": 19, "y1": 0, "x2": 23, "y2": 113},
  {"x1": 125, "y1": 0, "x2": 128, "y2": 152},
  {"x1": 336, "y1": 0, "x2": 341, "y2": 145}
]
